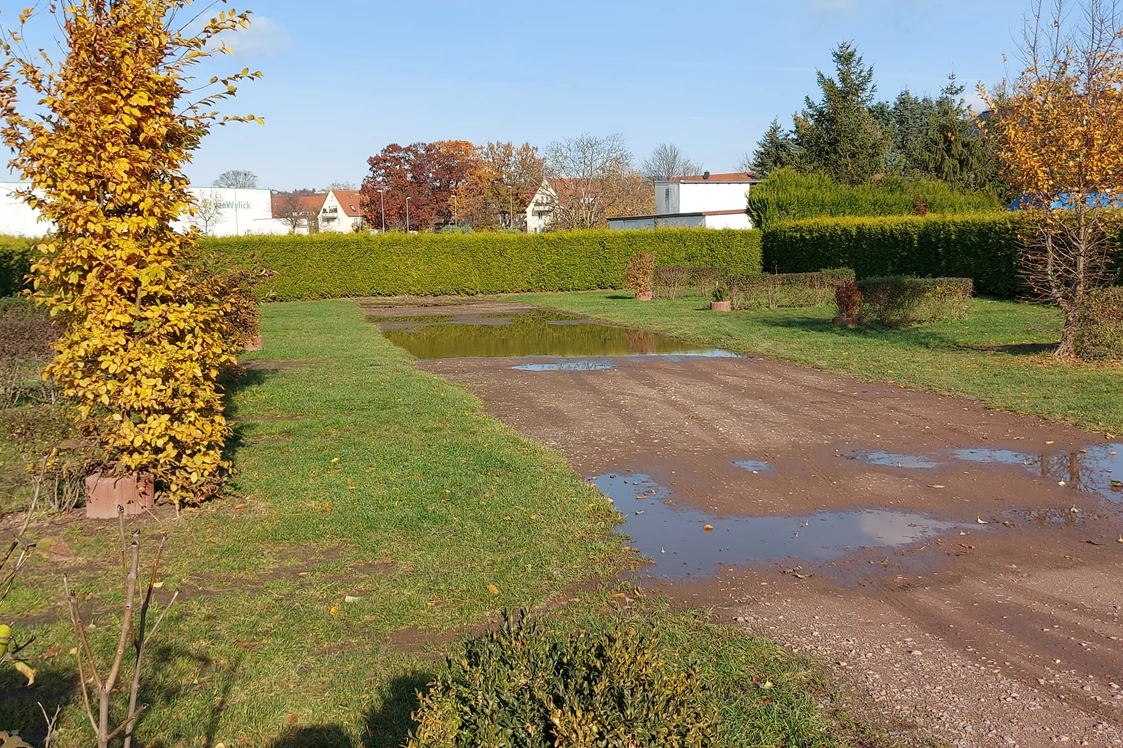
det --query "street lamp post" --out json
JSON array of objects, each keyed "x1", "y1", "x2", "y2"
[
  {"x1": 378, "y1": 189, "x2": 386, "y2": 233},
  {"x1": 405, "y1": 196, "x2": 411, "y2": 233}
]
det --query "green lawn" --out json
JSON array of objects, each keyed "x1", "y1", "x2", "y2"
[
  {"x1": 515, "y1": 292, "x2": 1123, "y2": 435},
  {"x1": 0, "y1": 300, "x2": 878, "y2": 747}
]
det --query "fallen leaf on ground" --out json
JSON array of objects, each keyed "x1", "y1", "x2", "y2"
[{"x1": 487, "y1": 584, "x2": 499, "y2": 596}]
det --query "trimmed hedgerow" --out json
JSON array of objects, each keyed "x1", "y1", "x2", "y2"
[
  {"x1": 856, "y1": 276, "x2": 974, "y2": 327},
  {"x1": 727, "y1": 268, "x2": 855, "y2": 311},
  {"x1": 203, "y1": 229, "x2": 763, "y2": 301},
  {"x1": 0, "y1": 236, "x2": 36, "y2": 297},
  {"x1": 747, "y1": 169, "x2": 1001, "y2": 232},
  {"x1": 763, "y1": 213, "x2": 1020, "y2": 298},
  {"x1": 1074, "y1": 287, "x2": 1123, "y2": 361},
  {"x1": 408, "y1": 612, "x2": 719, "y2": 747},
  {"x1": 654, "y1": 266, "x2": 727, "y2": 299}
]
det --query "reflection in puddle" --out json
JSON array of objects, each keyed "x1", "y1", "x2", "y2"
[
  {"x1": 734, "y1": 460, "x2": 772, "y2": 474},
  {"x1": 514, "y1": 361, "x2": 615, "y2": 372},
  {"x1": 378, "y1": 309, "x2": 732, "y2": 360},
  {"x1": 862, "y1": 452, "x2": 943, "y2": 469},
  {"x1": 593, "y1": 473, "x2": 960, "y2": 581},
  {"x1": 953, "y1": 445, "x2": 1123, "y2": 501}
]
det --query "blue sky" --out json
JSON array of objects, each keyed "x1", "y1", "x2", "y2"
[{"x1": 10, "y1": 0, "x2": 1033, "y2": 190}]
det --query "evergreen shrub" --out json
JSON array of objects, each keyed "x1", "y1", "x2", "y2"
[
  {"x1": 408, "y1": 612, "x2": 719, "y2": 748},
  {"x1": 856, "y1": 276, "x2": 974, "y2": 326},
  {"x1": 1074, "y1": 287, "x2": 1123, "y2": 361},
  {"x1": 747, "y1": 169, "x2": 1001, "y2": 231}
]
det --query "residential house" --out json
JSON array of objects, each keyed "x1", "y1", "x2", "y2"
[
  {"x1": 608, "y1": 172, "x2": 759, "y2": 230},
  {"x1": 270, "y1": 192, "x2": 328, "y2": 234},
  {"x1": 525, "y1": 179, "x2": 562, "y2": 233},
  {"x1": 320, "y1": 189, "x2": 366, "y2": 233}
]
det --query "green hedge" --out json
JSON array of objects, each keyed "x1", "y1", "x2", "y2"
[
  {"x1": 856, "y1": 276, "x2": 974, "y2": 327},
  {"x1": 0, "y1": 236, "x2": 36, "y2": 297},
  {"x1": 202, "y1": 229, "x2": 763, "y2": 300},
  {"x1": 762, "y1": 213, "x2": 1021, "y2": 298},
  {"x1": 729, "y1": 268, "x2": 855, "y2": 311},
  {"x1": 747, "y1": 169, "x2": 1001, "y2": 232}
]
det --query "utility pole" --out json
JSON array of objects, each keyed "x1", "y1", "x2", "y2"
[
  {"x1": 378, "y1": 189, "x2": 386, "y2": 233},
  {"x1": 405, "y1": 196, "x2": 411, "y2": 233}
]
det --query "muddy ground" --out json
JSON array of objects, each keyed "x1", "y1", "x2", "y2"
[{"x1": 370, "y1": 302, "x2": 1123, "y2": 747}]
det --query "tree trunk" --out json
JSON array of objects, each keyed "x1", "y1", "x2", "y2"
[{"x1": 1057, "y1": 305, "x2": 1079, "y2": 357}]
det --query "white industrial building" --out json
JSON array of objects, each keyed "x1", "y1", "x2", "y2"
[
  {"x1": 608, "y1": 172, "x2": 758, "y2": 231},
  {"x1": 0, "y1": 182, "x2": 285, "y2": 237}
]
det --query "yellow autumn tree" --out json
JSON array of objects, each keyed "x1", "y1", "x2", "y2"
[
  {"x1": 0, "y1": 1, "x2": 262, "y2": 504},
  {"x1": 981, "y1": 0, "x2": 1123, "y2": 357}
]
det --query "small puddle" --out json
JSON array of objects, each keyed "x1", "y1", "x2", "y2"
[
  {"x1": 861, "y1": 452, "x2": 944, "y2": 469},
  {"x1": 593, "y1": 473, "x2": 960, "y2": 581},
  {"x1": 733, "y1": 460, "x2": 773, "y2": 474},
  {"x1": 377, "y1": 309, "x2": 732, "y2": 360},
  {"x1": 953, "y1": 445, "x2": 1123, "y2": 501},
  {"x1": 514, "y1": 361, "x2": 615, "y2": 372}
]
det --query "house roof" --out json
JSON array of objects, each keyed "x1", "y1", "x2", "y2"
[
  {"x1": 331, "y1": 190, "x2": 364, "y2": 218},
  {"x1": 271, "y1": 193, "x2": 327, "y2": 218},
  {"x1": 659, "y1": 172, "x2": 758, "y2": 184}
]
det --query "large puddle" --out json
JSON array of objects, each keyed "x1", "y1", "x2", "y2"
[
  {"x1": 375, "y1": 309, "x2": 732, "y2": 360},
  {"x1": 593, "y1": 473, "x2": 962, "y2": 581}
]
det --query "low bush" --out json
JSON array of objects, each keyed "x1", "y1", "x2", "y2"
[
  {"x1": 654, "y1": 266, "x2": 727, "y2": 300},
  {"x1": 763, "y1": 212, "x2": 1020, "y2": 299},
  {"x1": 747, "y1": 169, "x2": 1001, "y2": 231},
  {"x1": 625, "y1": 251, "x2": 656, "y2": 296},
  {"x1": 856, "y1": 276, "x2": 974, "y2": 327},
  {"x1": 409, "y1": 611, "x2": 719, "y2": 747},
  {"x1": 835, "y1": 280, "x2": 862, "y2": 319},
  {"x1": 203, "y1": 229, "x2": 763, "y2": 300},
  {"x1": 728, "y1": 268, "x2": 855, "y2": 310},
  {"x1": 1074, "y1": 287, "x2": 1123, "y2": 361}
]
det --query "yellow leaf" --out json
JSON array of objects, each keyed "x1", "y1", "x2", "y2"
[{"x1": 486, "y1": 584, "x2": 499, "y2": 596}]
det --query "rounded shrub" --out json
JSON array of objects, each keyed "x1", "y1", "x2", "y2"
[
  {"x1": 408, "y1": 611, "x2": 720, "y2": 748},
  {"x1": 1074, "y1": 287, "x2": 1123, "y2": 361}
]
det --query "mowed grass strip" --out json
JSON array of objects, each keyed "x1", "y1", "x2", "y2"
[
  {"x1": 0, "y1": 300, "x2": 629, "y2": 746},
  {"x1": 516, "y1": 292, "x2": 1123, "y2": 435}
]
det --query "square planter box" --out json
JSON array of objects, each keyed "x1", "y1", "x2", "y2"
[
  {"x1": 710, "y1": 301, "x2": 732, "y2": 312},
  {"x1": 85, "y1": 473, "x2": 155, "y2": 520}
]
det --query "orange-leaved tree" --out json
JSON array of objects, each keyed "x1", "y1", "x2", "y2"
[
  {"x1": 981, "y1": 0, "x2": 1123, "y2": 357},
  {"x1": 0, "y1": 1, "x2": 262, "y2": 505}
]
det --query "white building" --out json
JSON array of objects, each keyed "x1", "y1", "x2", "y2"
[
  {"x1": 0, "y1": 182, "x2": 279, "y2": 237},
  {"x1": 319, "y1": 189, "x2": 366, "y2": 233},
  {"x1": 525, "y1": 179, "x2": 564, "y2": 234},
  {"x1": 608, "y1": 172, "x2": 758, "y2": 231}
]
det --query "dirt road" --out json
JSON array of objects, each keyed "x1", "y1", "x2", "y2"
[{"x1": 374, "y1": 302, "x2": 1123, "y2": 746}]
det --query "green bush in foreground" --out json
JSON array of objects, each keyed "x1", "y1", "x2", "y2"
[
  {"x1": 747, "y1": 169, "x2": 1001, "y2": 232},
  {"x1": 856, "y1": 276, "x2": 973, "y2": 327},
  {"x1": 202, "y1": 229, "x2": 763, "y2": 301},
  {"x1": 763, "y1": 212, "x2": 1020, "y2": 298},
  {"x1": 1075, "y1": 287, "x2": 1123, "y2": 361},
  {"x1": 728, "y1": 268, "x2": 855, "y2": 310},
  {"x1": 409, "y1": 611, "x2": 719, "y2": 748}
]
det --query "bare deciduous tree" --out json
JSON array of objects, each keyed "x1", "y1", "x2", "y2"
[
  {"x1": 212, "y1": 169, "x2": 258, "y2": 189},
  {"x1": 982, "y1": 0, "x2": 1123, "y2": 356},
  {"x1": 187, "y1": 190, "x2": 226, "y2": 236},
  {"x1": 544, "y1": 133, "x2": 653, "y2": 229},
  {"x1": 274, "y1": 192, "x2": 322, "y2": 234},
  {"x1": 640, "y1": 142, "x2": 703, "y2": 180}
]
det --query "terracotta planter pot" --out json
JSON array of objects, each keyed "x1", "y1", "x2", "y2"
[
  {"x1": 635, "y1": 292, "x2": 653, "y2": 301},
  {"x1": 832, "y1": 316, "x2": 859, "y2": 328},
  {"x1": 244, "y1": 335, "x2": 263, "y2": 352},
  {"x1": 710, "y1": 300, "x2": 732, "y2": 312},
  {"x1": 85, "y1": 473, "x2": 155, "y2": 520}
]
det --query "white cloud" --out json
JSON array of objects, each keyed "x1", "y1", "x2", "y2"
[{"x1": 222, "y1": 16, "x2": 290, "y2": 59}]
